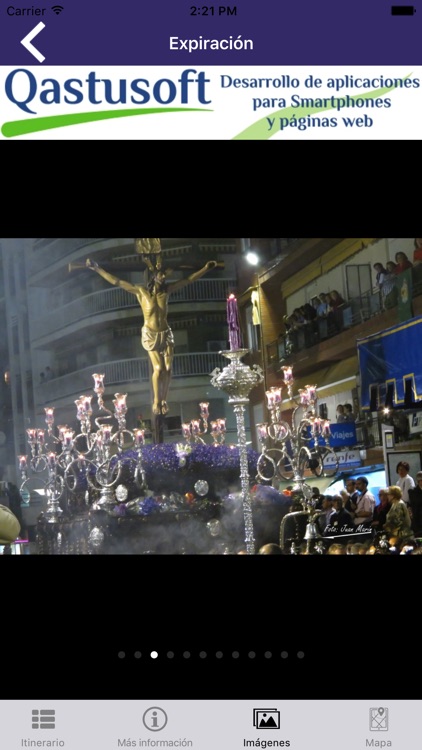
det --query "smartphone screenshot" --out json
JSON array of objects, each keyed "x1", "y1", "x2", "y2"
[
  {"x1": 1, "y1": 230, "x2": 420, "y2": 750},
  {"x1": 0, "y1": 0, "x2": 420, "y2": 137}
]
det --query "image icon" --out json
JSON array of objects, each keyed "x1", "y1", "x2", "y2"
[
  {"x1": 253, "y1": 709, "x2": 280, "y2": 729},
  {"x1": 370, "y1": 708, "x2": 389, "y2": 731}
]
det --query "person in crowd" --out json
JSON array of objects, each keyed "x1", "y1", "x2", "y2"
[
  {"x1": 39, "y1": 372, "x2": 45, "y2": 384},
  {"x1": 327, "y1": 290, "x2": 344, "y2": 331},
  {"x1": 413, "y1": 238, "x2": 422, "y2": 265},
  {"x1": 300, "y1": 303, "x2": 318, "y2": 345},
  {"x1": 348, "y1": 542, "x2": 367, "y2": 555},
  {"x1": 302, "y1": 302, "x2": 317, "y2": 322},
  {"x1": 292, "y1": 308, "x2": 306, "y2": 327},
  {"x1": 381, "y1": 261, "x2": 399, "y2": 309},
  {"x1": 316, "y1": 292, "x2": 332, "y2": 318},
  {"x1": 336, "y1": 404, "x2": 348, "y2": 423},
  {"x1": 371, "y1": 488, "x2": 391, "y2": 532},
  {"x1": 317, "y1": 495, "x2": 335, "y2": 535},
  {"x1": 327, "y1": 543, "x2": 346, "y2": 554},
  {"x1": 328, "y1": 290, "x2": 345, "y2": 309},
  {"x1": 383, "y1": 485, "x2": 414, "y2": 543},
  {"x1": 408, "y1": 471, "x2": 422, "y2": 537},
  {"x1": 343, "y1": 478, "x2": 359, "y2": 514},
  {"x1": 326, "y1": 495, "x2": 354, "y2": 534},
  {"x1": 394, "y1": 251, "x2": 413, "y2": 274},
  {"x1": 258, "y1": 543, "x2": 283, "y2": 554},
  {"x1": 395, "y1": 461, "x2": 415, "y2": 506},
  {"x1": 311, "y1": 486, "x2": 322, "y2": 509},
  {"x1": 343, "y1": 403, "x2": 355, "y2": 422},
  {"x1": 353, "y1": 476, "x2": 376, "y2": 527},
  {"x1": 373, "y1": 262, "x2": 388, "y2": 291}
]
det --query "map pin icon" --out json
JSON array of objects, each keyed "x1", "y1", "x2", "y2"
[{"x1": 378, "y1": 708, "x2": 384, "y2": 715}]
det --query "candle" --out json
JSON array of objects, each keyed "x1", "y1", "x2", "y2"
[
  {"x1": 305, "y1": 385, "x2": 317, "y2": 403},
  {"x1": 44, "y1": 407, "x2": 55, "y2": 427},
  {"x1": 101, "y1": 425, "x2": 112, "y2": 444},
  {"x1": 134, "y1": 429, "x2": 145, "y2": 447},
  {"x1": 199, "y1": 402, "x2": 209, "y2": 419},
  {"x1": 81, "y1": 395, "x2": 93, "y2": 415},
  {"x1": 191, "y1": 419, "x2": 200, "y2": 435},
  {"x1": 257, "y1": 423, "x2": 268, "y2": 442},
  {"x1": 271, "y1": 386, "x2": 282, "y2": 404},
  {"x1": 63, "y1": 430, "x2": 74, "y2": 449},
  {"x1": 113, "y1": 393, "x2": 127, "y2": 415},
  {"x1": 18, "y1": 455, "x2": 27, "y2": 470},
  {"x1": 26, "y1": 428, "x2": 38, "y2": 445},
  {"x1": 182, "y1": 423, "x2": 191, "y2": 439},
  {"x1": 217, "y1": 418, "x2": 226, "y2": 433},
  {"x1": 299, "y1": 389, "x2": 309, "y2": 406},
  {"x1": 48, "y1": 452, "x2": 57, "y2": 468},
  {"x1": 227, "y1": 293, "x2": 242, "y2": 350},
  {"x1": 57, "y1": 425, "x2": 68, "y2": 442},
  {"x1": 210, "y1": 420, "x2": 219, "y2": 435},
  {"x1": 75, "y1": 399, "x2": 85, "y2": 421},
  {"x1": 282, "y1": 366, "x2": 293, "y2": 383},
  {"x1": 323, "y1": 420, "x2": 331, "y2": 438},
  {"x1": 93, "y1": 373, "x2": 105, "y2": 395},
  {"x1": 266, "y1": 390, "x2": 275, "y2": 409},
  {"x1": 312, "y1": 418, "x2": 322, "y2": 435}
]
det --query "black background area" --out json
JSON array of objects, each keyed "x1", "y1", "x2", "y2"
[
  {"x1": 1, "y1": 141, "x2": 420, "y2": 702},
  {"x1": 4, "y1": 554, "x2": 420, "y2": 699}
]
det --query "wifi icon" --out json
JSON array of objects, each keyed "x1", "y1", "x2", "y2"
[{"x1": 51, "y1": 5, "x2": 64, "y2": 13}]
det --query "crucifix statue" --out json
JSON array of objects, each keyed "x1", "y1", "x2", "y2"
[{"x1": 85, "y1": 238, "x2": 217, "y2": 417}]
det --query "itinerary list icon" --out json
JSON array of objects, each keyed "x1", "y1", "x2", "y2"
[
  {"x1": 253, "y1": 709, "x2": 280, "y2": 729},
  {"x1": 32, "y1": 710, "x2": 55, "y2": 729}
]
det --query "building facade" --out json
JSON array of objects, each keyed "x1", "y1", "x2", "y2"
[{"x1": 239, "y1": 237, "x2": 422, "y2": 463}]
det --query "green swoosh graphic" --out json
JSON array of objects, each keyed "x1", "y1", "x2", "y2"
[
  {"x1": 1, "y1": 107, "x2": 212, "y2": 137},
  {"x1": 232, "y1": 76, "x2": 412, "y2": 140}
]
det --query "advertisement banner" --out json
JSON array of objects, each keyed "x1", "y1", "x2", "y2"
[
  {"x1": 308, "y1": 424, "x2": 357, "y2": 448},
  {"x1": 0, "y1": 66, "x2": 421, "y2": 139},
  {"x1": 358, "y1": 315, "x2": 422, "y2": 409}
]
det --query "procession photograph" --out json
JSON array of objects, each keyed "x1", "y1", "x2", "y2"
[{"x1": 1, "y1": 236, "x2": 422, "y2": 555}]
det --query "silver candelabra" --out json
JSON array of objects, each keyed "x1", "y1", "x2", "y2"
[
  {"x1": 210, "y1": 349, "x2": 264, "y2": 554},
  {"x1": 255, "y1": 365, "x2": 339, "y2": 553},
  {"x1": 181, "y1": 402, "x2": 227, "y2": 446},
  {"x1": 18, "y1": 373, "x2": 148, "y2": 520}
]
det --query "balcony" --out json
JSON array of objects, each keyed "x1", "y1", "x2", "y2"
[
  {"x1": 29, "y1": 238, "x2": 111, "y2": 274},
  {"x1": 30, "y1": 278, "x2": 236, "y2": 341},
  {"x1": 266, "y1": 265, "x2": 422, "y2": 378},
  {"x1": 35, "y1": 351, "x2": 226, "y2": 404}
]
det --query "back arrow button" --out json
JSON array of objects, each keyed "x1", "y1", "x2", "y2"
[{"x1": 21, "y1": 21, "x2": 46, "y2": 62}]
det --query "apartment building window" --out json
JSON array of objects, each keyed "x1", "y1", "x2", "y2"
[{"x1": 345, "y1": 263, "x2": 372, "y2": 299}]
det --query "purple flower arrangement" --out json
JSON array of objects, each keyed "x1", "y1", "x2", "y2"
[{"x1": 111, "y1": 443, "x2": 260, "y2": 501}]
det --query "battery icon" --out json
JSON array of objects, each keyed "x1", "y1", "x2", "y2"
[{"x1": 391, "y1": 5, "x2": 416, "y2": 13}]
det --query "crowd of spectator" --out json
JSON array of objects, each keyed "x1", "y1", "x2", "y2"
[
  {"x1": 280, "y1": 242, "x2": 422, "y2": 357},
  {"x1": 265, "y1": 464, "x2": 422, "y2": 554}
]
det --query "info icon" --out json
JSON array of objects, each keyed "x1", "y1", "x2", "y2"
[
  {"x1": 143, "y1": 707, "x2": 168, "y2": 732},
  {"x1": 253, "y1": 709, "x2": 280, "y2": 730},
  {"x1": 370, "y1": 708, "x2": 389, "y2": 731}
]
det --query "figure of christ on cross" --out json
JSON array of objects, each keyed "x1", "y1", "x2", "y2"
[{"x1": 85, "y1": 257, "x2": 218, "y2": 416}]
